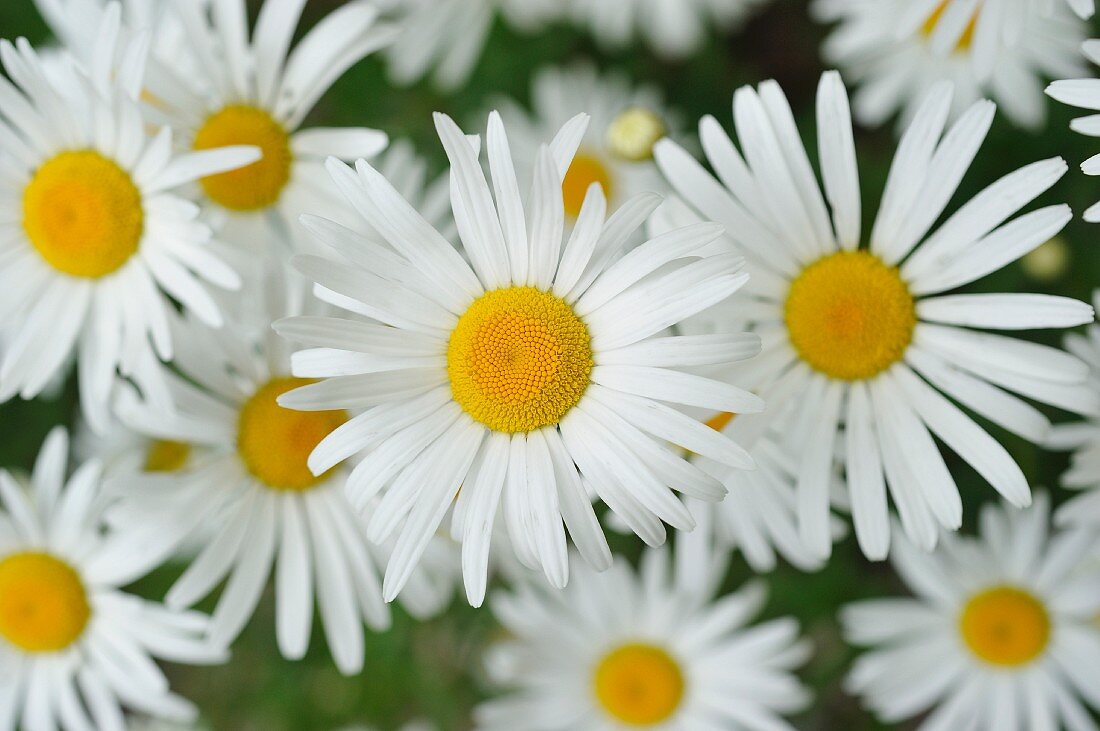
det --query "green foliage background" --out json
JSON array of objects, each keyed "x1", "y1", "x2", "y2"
[{"x1": 1, "y1": 1, "x2": 1098, "y2": 729}]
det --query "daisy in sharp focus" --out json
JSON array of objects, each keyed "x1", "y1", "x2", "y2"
[
  {"x1": 278, "y1": 111, "x2": 761, "y2": 607},
  {"x1": 0, "y1": 9, "x2": 258, "y2": 432},
  {"x1": 655, "y1": 71, "x2": 1098, "y2": 561},
  {"x1": 842, "y1": 494, "x2": 1100, "y2": 730},
  {"x1": 474, "y1": 535, "x2": 812, "y2": 730},
  {"x1": 812, "y1": 0, "x2": 1087, "y2": 129},
  {"x1": 0, "y1": 428, "x2": 226, "y2": 731},
  {"x1": 1047, "y1": 40, "x2": 1100, "y2": 223},
  {"x1": 569, "y1": 0, "x2": 769, "y2": 60}
]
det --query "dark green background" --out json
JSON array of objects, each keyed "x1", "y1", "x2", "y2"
[{"x1": 1, "y1": 1, "x2": 1097, "y2": 728}]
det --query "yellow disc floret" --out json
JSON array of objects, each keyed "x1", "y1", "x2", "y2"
[
  {"x1": 562, "y1": 152, "x2": 614, "y2": 218},
  {"x1": 448, "y1": 287, "x2": 593, "y2": 434},
  {"x1": 0, "y1": 552, "x2": 91, "y2": 653},
  {"x1": 922, "y1": 0, "x2": 978, "y2": 52},
  {"x1": 237, "y1": 377, "x2": 348, "y2": 491},
  {"x1": 784, "y1": 251, "x2": 916, "y2": 381},
  {"x1": 607, "y1": 108, "x2": 666, "y2": 163},
  {"x1": 193, "y1": 105, "x2": 292, "y2": 211},
  {"x1": 23, "y1": 151, "x2": 143, "y2": 278},
  {"x1": 959, "y1": 586, "x2": 1051, "y2": 667},
  {"x1": 593, "y1": 643, "x2": 686, "y2": 726},
  {"x1": 144, "y1": 439, "x2": 192, "y2": 473}
]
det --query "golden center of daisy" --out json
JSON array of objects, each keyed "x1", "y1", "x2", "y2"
[
  {"x1": 607, "y1": 108, "x2": 666, "y2": 162},
  {"x1": 563, "y1": 151, "x2": 614, "y2": 218},
  {"x1": 0, "y1": 552, "x2": 91, "y2": 653},
  {"x1": 236, "y1": 377, "x2": 348, "y2": 491},
  {"x1": 593, "y1": 643, "x2": 686, "y2": 726},
  {"x1": 22, "y1": 150, "x2": 143, "y2": 278},
  {"x1": 959, "y1": 586, "x2": 1051, "y2": 667},
  {"x1": 193, "y1": 104, "x2": 292, "y2": 211},
  {"x1": 447, "y1": 287, "x2": 593, "y2": 434},
  {"x1": 784, "y1": 251, "x2": 916, "y2": 381},
  {"x1": 921, "y1": 0, "x2": 978, "y2": 52},
  {"x1": 144, "y1": 439, "x2": 192, "y2": 473}
]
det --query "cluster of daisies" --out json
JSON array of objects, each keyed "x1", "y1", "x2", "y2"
[{"x1": 1, "y1": 0, "x2": 1099, "y2": 729}]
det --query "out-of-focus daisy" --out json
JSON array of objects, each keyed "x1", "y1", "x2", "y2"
[
  {"x1": 475, "y1": 537, "x2": 811, "y2": 729},
  {"x1": 0, "y1": 428, "x2": 226, "y2": 731},
  {"x1": 378, "y1": 0, "x2": 559, "y2": 90},
  {"x1": 1049, "y1": 291, "x2": 1100, "y2": 527},
  {"x1": 813, "y1": 0, "x2": 1087, "y2": 129},
  {"x1": 0, "y1": 12, "x2": 257, "y2": 430},
  {"x1": 280, "y1": 111, "x2": 759, "y2": 606},
  {"x1": 1046, "y1": 0, "x2": 1096, "y2": 19},
  {"x1": 842, "y1": 494, "x2": 1100, "y2": 730},
  {"x1": 656, "y1": 72, "x2": 1097, "y2": 561},
  {"x1": 497, "y1": 65, "x2": 675, "y2": 227},
  {"x1": 1047, "y1": 40, "x2": 1100, "y2": 222},
  {"x1": 569, "y1": 0, "x2": 768, "y2": 59},
  {"x1": 1021, "y1": 236, "x2": 1071, "y2": 281}
]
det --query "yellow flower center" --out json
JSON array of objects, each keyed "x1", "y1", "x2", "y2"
[
  {"x1": 193, "y1": 105, "x2": 292, "y2": 211},
  {"x1": 593, "y1": 643, "x2": 685, "y2": 726},
  {"x1": 704, "y1": 411, "x2": 735, "y2": 433},
  {"x1": 562, "y1": 152, "x2": 614, "y2": 218},
  {"x1": 959, "y1": 586, "x2": 1051, "y2": 667},
  {"x1": 921, "y1": 0, "x2": 978, "y2": 52},
  {"x1": 607, "y1": 108, "x2": 666, "y2": 163},
  {"x1": 144, "y1": 439, "x2": 192, "y2": 473},
  {"x1": 22, "y1": 151, "x2": 143, "y2": 278},
  {"x1": 784, "y1": 251, "x2": 916, "y2": 381},
  {"x1": 236, "y1": 377, "x2": 348, "y2": 491},
  {"x1": 447, "y1": 287, "x2": 593, "y2": 434},
  {"x1": 0, "y1": 552, "x2": 91, "y2": 653}
]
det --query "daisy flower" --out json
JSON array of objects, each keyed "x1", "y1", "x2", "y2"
[
  {"x1": 279, "y1": 111, "x2": 760, "y2": 606},
  {"x1": 842, "y1": 494, "x2": 1100, "y2": 730},
  {"x1": 0, "y1": 428, "x2": 226, "y2": 731},
  {"x1": 496, "y1": 65, "x2": 676, "y2": 228},
  {"x1": 569, "y1": 0, "x2": 768, "y2": 60},
  {"x1": 378, "y1": 0, "x2": 559, "y2": 90},
  {"x1": 0, "y1": 12, "x2": 258, "y2": 431},
  {"x1": 1047, "y1": 40, "x2": 1100, "y2": 223},
  {"x1": 655, "y1": 72, "x2": 1097, "y2": 561},
  {"x1": 812, "y1": 0, "x2": 1087, "y2": 129},
  {"x1": 474, "y1": 538, "x2": 812, "y2": 729}
]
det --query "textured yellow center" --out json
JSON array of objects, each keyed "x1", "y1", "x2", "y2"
[
  {"x1": 144, "y1": 439, "x2": 192, "y2": 472},
  {"x1": 237, "y1": 377, "x2": 348, "y2": 491},
  {"x1": 784, "y1": 251, "x2": 916, "y2": 381},
  {"x1": 921, "y1": 0, "x2": 978, "y2": 52},
  {"x1": 594, "y1": 643, "x2": 685, "y2": 726},
  {"x1": 193, "y1": 105, "x2": 291, "y2": 211},
  {"x1": 22, "y1": 151, "x2": 143, "y2": 278},
  {"x1": 447, "y1": 287, "x2": 593, "y2": 434},
  {"x1": 563, "y1": 152, "x2": 613, "y2": 218},
  {"x1": 607, "y1": 108, "x2": 666, "y2": 162},
  {"x1": 959, "y1": 586, "x2": 1051, "y2": 667},
  {"x1": 0, "y1": 552, "x2": 90, "y2": 653}
]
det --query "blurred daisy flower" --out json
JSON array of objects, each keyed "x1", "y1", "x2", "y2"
[
  {"x1": 0, "y1": 428, "x2": 226, "y2": 731},
  {"x1": 1047, "y1": 39, "x2": 1100, "y2": 222},
  {"x1": 656, "y1": 72, "x2": 1097, "y2": 561},
  {"x1": 842, "y1": 494, "x2": 1100, "y2": 730},
  {"x1": 569, "y1": 0, "x2": 769, "y2": 60},
  {"x1": 475, "y1": 535, "x2": 811, "y2": 729},
  {"x1": 813, "y1": 0, "x2": 1086, "y2": 129},
  {"x1": 280, "y1": 111, "x2": 760, "y2": 607},
  {"x1": 0, "y1": 7, "x2": 257, "y2": 431}
]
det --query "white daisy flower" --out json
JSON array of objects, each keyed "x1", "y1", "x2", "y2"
[
  {"x1": 378, "y1": 0, "x2": 559, "y2": 90},
  {"x1": 655, "y1": 72, "x2": 1097, "y2": 561},
  {"x1": 812, "y1": 0, "x2": 1087, "y2": 129},
  {"x1": 496, "y1": 65, "x2": 675, "y2": 229},
  {"x1": 1046, "y1": 40, "x2": 1100, "y2": 223},
  {"x1": 0, "y1": 428, "x2": 226, "y2": 731},
  {"x1": 1044, "y1": 0, "x2": 1096, "y2": 19},
  {"x1": 474, "y1": 537, "x2": 812, "y2": 730},
  {"x1": 0, "y1": 12, "x2": 258, "y2": 431},
  {"x1": 842, "y1": 494, "x2": 1100, "y2": 730},
  {"x1": 569, "y1": 0, "x2": 768, "y2": 60},
  {"x1": 279, "y1": 111, "x2": 760, "y2": 607},
  {"x1": 99, "y1": 269, "x2": 399, "y2": 676}
]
